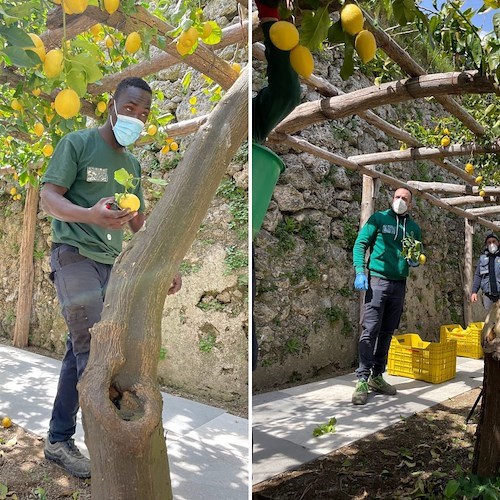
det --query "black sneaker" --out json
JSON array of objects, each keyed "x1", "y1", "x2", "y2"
[{"x1": 44, "y1": 435, "x2": 91, "y2": 479}]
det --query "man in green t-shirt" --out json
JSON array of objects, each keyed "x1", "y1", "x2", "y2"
[
  {"x1": 40, "y1": 77, "x2": 181, "y2": 478},
  {"x1": 351, "y1": 188, "x2": 422, "y2": 405}
]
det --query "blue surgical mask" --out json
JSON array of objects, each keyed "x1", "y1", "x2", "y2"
[{"x1": 111, "y1": 101, "x2": 144, "y2": 146}]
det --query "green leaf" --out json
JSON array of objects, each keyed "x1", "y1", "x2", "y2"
[
  {"x1": 114, "y1": 168, "x2": 136, "y2": 190},
  {"x1": 328, "y1": 20, "x2": 345, "y2": 45},
  {"x1": 340, "y1": 42, "x2": 355, "y2": 80},
  {"x1": 66, "y1": 69, "x2": 88, "y2": 97},
  {"x1": 494, "y1": 12, "x2": 500, "y2": 38},
  {"x1": 199, "y1": 21, "x2": 222, "y2": 45},
  {"x1": 0, "y1": 482, "x2": 8, "y2": 500},
  {"x1": 2, "y1": 46, "x2": 37, "y2": 67},
  {"x1": 444, "y1": 479, "x2": 460, "y2": 498},
  {"x1": 182, "y1": 71, "x2": 192, "y2": 89},
  {"x1": 66, "y1": 53, "x2": 103, "y2": 84},
  {"x1": 0, "y1": 25, "x2": 33, "y2": 46},
  {"x1": 147, "y1": 178, "x2": 168, "y2": 186},
  {"x1": 301, "y1": 7, "x2": 332, "y2": 50}
]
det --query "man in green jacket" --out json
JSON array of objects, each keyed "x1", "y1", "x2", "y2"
[{"x1": 352, "y1": 187, "x2": 421, "y2": 405}]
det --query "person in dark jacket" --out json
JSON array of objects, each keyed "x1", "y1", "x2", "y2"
[
  {"x1": 471, "y1": 233, "x2": 500, "y2": 311},
  {"x1": 351, "y1": 188, "x2": 422, "y2": 405}
]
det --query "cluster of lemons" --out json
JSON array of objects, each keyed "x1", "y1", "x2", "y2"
[
  {"x1": 9, "y1": 187, "x2": 22, "y2": 201},
  {"x1": 340, "y1": 4, "x2": 377, "y2": 64},
  {"x1": 268, "y1": 22, "x2": 314, "y2": 78},
  {"x1": 440, "y1": 127, "x2": 451, "y2": 147},
  {"x1": 466, "y1": 162, "x2": 488, "y2": 197},
  {"x1": 176, "y1": 23, "x2": 213, "y2": 57},
  {"x1": 161, "y1": 137, "x2": 180, "y2": 154}
]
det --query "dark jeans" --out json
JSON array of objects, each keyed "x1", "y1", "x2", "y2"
[
  {"x1": 355, "y1": 276, "x2": 406, "y2": 381},
  {"x1": 48, "y1": 244, "x2": 112, "y2": 443}
]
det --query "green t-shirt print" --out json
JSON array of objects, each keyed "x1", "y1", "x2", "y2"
[{"x1": 42, "y1": 128, "x2": 145, "y2": 265}]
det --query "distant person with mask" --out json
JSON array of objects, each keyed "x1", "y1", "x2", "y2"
[
  {"x1": 351, "y1": 188, "x2": 422, "y2": 405},
  {"x1": 471, "y1": 233, "x2": 500, "y2": 311}
]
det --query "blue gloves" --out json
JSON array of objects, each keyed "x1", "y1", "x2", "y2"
[
  {"x1": 407, "y1": 259, "x2": 419, "y2": 267},
  {"x1": 354, "y1": 273, "x2": 368, "y2": 290}
]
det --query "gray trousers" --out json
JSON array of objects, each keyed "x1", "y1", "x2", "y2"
[{"x1": 355, "y1": 276, "x2": 406, "y2": 380}]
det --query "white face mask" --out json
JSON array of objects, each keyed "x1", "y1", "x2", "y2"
[
  {"x1": 392, "y1": 198, "x2": 408, "y2": 215},
  {"x1": 488, "y1": 243, "x2": 498, "y2": 254}
]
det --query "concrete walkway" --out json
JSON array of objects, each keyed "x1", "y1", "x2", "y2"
[
  {"x1": 0, "y1": 345, "x2": 249, "y2": 500},
  {"x1": 252, "y1": 357, "x2": 484, "y2": 485}
]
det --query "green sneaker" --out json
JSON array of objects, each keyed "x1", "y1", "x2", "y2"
[
  {"x1": 352, "y1": 379, "x2": 369, "y2": 405},
  {"x1": 368, "y1": 375, "x2": 397, "y2": 396}
]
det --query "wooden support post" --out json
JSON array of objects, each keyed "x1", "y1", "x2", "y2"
[
  {"x1": 13, "y1": 184, "x2": 39, "y2": 347},
  {"x1": 464, "y1": 219, "x2": 474, "y2": 326}
]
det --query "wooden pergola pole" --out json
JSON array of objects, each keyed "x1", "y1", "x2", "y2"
[
  {"x1": 13, "y1": 183, "x2": 39, "y2": 347},
  {"x1": 464, "y1": 219, "x2": 474, "y2": 326}
]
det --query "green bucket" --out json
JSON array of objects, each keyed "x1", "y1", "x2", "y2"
[{"x1": 252, "y1": 143, "x2": 285, "y2": 239}]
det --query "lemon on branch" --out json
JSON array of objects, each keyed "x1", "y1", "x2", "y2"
[
  {"x1": 90, "y1": 23, "x2": 102, "y2": 36},
  {"x1": 44, "y1": 49, "x2": 64, "y2": 79},
  {"x1": 442, "y1": 128, "x2": 450, "y2": 136},
  {"x1": 33, "y1": 122, "x2": 45, "y2": 137},
  {"x1": 465, "y1": 162, "x2": 474, "y2": 174},
  {"x1": 125, "y1": 32, "x2": 141, "y2": 54},
  {"x1": 97, "y1": 101, "x2": 107, "y2": 113},
  {"x1": 42, "y1": 144, "x2": 54, "y2": 157},
  {"x1": 54, "y1": 88, "x2": 81, "y2": 119},
  {"x1": 103, "y1": 0, "x2": 119, "y2": 14},
  {"x1": 26, "y1": 33, "x2": 46, "y2": 63},
  {"x1": 147, "y1": 124, "x2": 157, "y2": 136},
  {"x1": 440, "y1": 135, "x2": 450, "y2": 147},
  {"x1": 354, "y1": 30, "x2": 376, "y2": 63},
  {"x1": 479, "y1": 189, "x2": 486, "y2": 197},
  {"x1": 269, "y1": 21, "x2": 300, "y2": 51},
  {"x1": 170, "y1": 141, "x2": 179, "y2": 151},
  {"x1": 63, "y1": 0, "x2": 88, "y2": 14},
  {"x1": 290, "y1": 45, "x2": 314, "y2": 78},
  {"x1": 475, "y1": 175, "x2": 483, "y2": 184},
  {"x1": 11, "y1": 98, "x2": 23, "y2": 111},
  {"x1": 201, "y1": 21, "x2": 213, "y2": 40},
  {"x1": 341, "y1": 4, "x2": 364, "y2": 36}
]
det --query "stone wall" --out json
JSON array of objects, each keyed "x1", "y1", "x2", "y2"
[{"x1": 252, "y1": 47, "x2": 486, "y2": 392}]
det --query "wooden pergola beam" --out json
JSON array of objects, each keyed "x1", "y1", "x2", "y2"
[
  {"x1": 271, "y1": 131, "x2": 500, "y2": 232},
  {"x1": 442, "y1": 195, "x2": 499, "y2": 206},
  {"x1": 275, "y1": 71, "x2": 497, "y2": 135},
  {"x1": 363, "y1": 12, "x2": 485, "y2": 136},
  {"x1": 407, "y1": 181, "x2": 500, "y2": 195},
  {"x1": 467, "y1": 206, "x2": 500, "y2": 216}
]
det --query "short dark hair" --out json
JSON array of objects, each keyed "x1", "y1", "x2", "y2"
[{"x1": 114, "y1": 77, "x2": 152, "y2": 101}]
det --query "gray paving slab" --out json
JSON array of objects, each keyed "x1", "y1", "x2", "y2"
[
  {"x1": 252, "y1": 357, "x2": 484, "y2": 485},
  {"x1": 0, "y1": 345, "x2": 249, "y2": 499}
]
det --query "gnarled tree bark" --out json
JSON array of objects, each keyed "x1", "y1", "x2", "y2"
[{"x1": 78, "y1": 69, "x2": 248, "y2": 499}]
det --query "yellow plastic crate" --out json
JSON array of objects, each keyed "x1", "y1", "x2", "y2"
[
  {"x1": 440, "y1": 323, "x2": 484, "y2": 359},
  {"x1": 387, "y1": 333, "x2": 457, "y2": 383}
]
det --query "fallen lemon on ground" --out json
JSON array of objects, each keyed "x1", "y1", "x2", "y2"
[
  {"x1": 2, "y1": 416, "x2": 12, "y2": 428},
  {"x1": 55, "y1": 88, "x2": 81, "y2": 119},
  {"x1": 419, "y1": 254, "x2": 426, "y2": 265},
  {"x1": 125, "y1": 31, "x2": 141, "y2": 54},
  {"x1": 440, "y1": 136, "x2": 450, "y2": 147},
  {"x1": 269, "y1": 21, "x2": 300, "y2": 51},
  {"x1": 117, "y1": 193, "x2": 140, "y2": 211},
  {"x1": 341, "y1": 4, "x2": 364, "y2": 36},
  {"x1": 465, "y1": 162, "x2": 474, "y2": 174},
  {"x1": 290, "y1": 45, "x2": 314, "y2": 78},
  {"x1": 355, "y1": 30, "x2": 376, "y2": 63}
]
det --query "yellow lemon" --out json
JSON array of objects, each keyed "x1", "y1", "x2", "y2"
[
  {"x1": 201, "y1": 22, "x2": 213, "y2": 39},
  {"x1": 176, "y1": 39, "x2": 191, "y2": 56},
  {"x1": 54, "y1": 88, "x2": 81, "y2": 119},
  {"x1": 354, "y1": 30, "x2": 377, "y2": 63},
  {"x1": 97, "y1": 101, "x2": 107, "y2": 113},
  {"x1": 26, "y1": 33, "x2": 46, "y2": 62},
  {"x1": 465, "y1": 162, "x2": 474, "y2": 174},
  {"x1": 34, "y1": 122, "x2": 45, "y2": 137},
  {"x1": 440, "y1": 135, "x2": 450, "y2": 147},
  {"x1": 105, "y1": 35, "x2": 114, "y2": 49},
  {"x1": 147, "y1": 124, "x2": 157, "y2": 135},
  {"x1": 475, "y1": 175, "x2": 483, "y2": 184},
  {"x1": 42, "y1": 144, "x2": 54, "y2": 157},
  {"x1": 63, "y1": 0, "x2": 88, "y2": 14},
  {"x1": 161, "y1": 144, "x2": 170, "y2": 154},
  {"x1": 125, "y1": 31, "x2": 141, "y2": 54},
  {"x1": 419, "y1": 254, "x2": 426, "y2": 265},
  {"x1": 231, "y1": 62, "x2": 241, "y2": 73},
  {"x1": 341, "y1": 4, "x2": 364, "y2": 36},
  {"x1": 89, "y1": 23, "x2": 102, "y2": 36},
  {"x1": 442, "y1": 128, "x2": 450, "y2": 136},
  {"x1": 44, "y1": 49, "x2": 64, "y2": 79},
  {"x1": 170, "y1": 141, "x2": 179, "y2": 151},
  {"x1": 1, "y1": 416, "x2": 12, "y2": 428},
  {"x1": 11, "y1": 98, "x2": 23, "y2": 111},
  {"x1": 269, "y1": 21, "x2": 300, "y2": 51},
  {"x1": 32, "y1": 88, "x2": 42, "y2": 97},
  {"x1": 479, "y1": 189, "x2": 486, "y2": 197},
  {"x1": 103, "y1": 0, "x2": 119, "y2": 14},
  {"x1": 290, "y1": 45, "x2": 314, "y2": 78},
  {"x1": 10, "y1": 187, "x2": 17, "y2": 196},
  {"x1": 117, "y1": 193, "x2": 140, "y2": 211},
  {"x1": 179, "y1": 27, "x2": 198, "y2": 49}
]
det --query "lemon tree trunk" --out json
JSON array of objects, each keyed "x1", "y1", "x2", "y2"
[{"x1": 78, "y1": 70, "x2": 248, "y2": 499}]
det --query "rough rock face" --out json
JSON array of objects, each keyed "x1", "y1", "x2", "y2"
[{"x1": 252, "y1": 48, "x2": 486, "y2": 392}]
